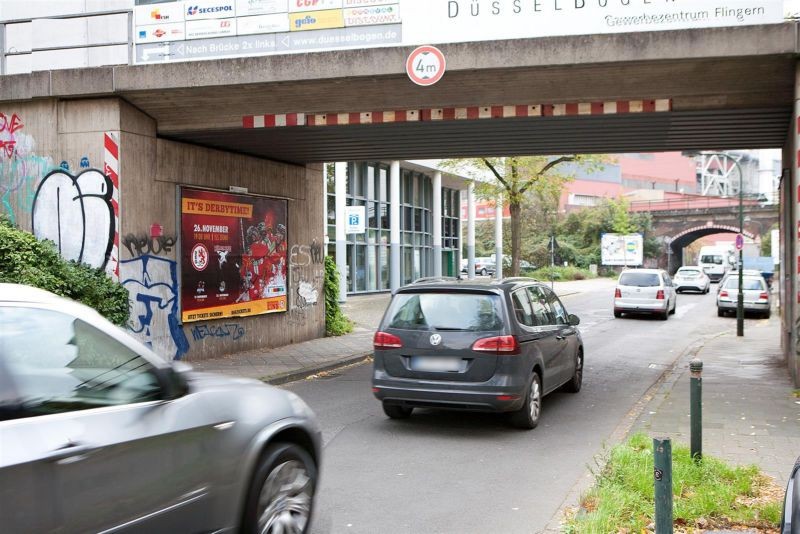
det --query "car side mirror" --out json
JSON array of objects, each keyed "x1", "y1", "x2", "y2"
[
  {"x1": 568, "y1": 314, "x2": 581, "y2": 326},
  {"x1": 156, "y1": 364, "x2": 191, "y2": 400}
]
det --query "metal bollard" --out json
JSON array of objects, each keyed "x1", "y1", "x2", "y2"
[
  {"x1": 654, "y1": 437, "x2": 673, "y2": 534},
  {"x1": 690, "y1": 359, "x2": 703, "y2": 461}
]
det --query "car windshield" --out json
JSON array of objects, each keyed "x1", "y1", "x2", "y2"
[
  {"x1": 387, "y1": 292, "x2": 504, "y2": 331},
  {"x1": 724, "y1": 277, "x2": 764, "y2": 291},
  {"x1": 618, "y1": 272, "x2": 660, "y2": 287},
  {"x1": 700, "y1": 255, "x2": 723, "y2": 265}
]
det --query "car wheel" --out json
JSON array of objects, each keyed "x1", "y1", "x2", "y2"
[
  {"x1": 717, "y1": 308, "x2": 724, "y2": 317},
  {"x1": 480, "y1": 268, "x2": 487, "y2": 276},
  {"x1": 510, "y1": 372, "x2": 542, "y2": 430},
  {"x1": 242, "y1": 442, "x2": 316, "y2": 534},
  {"x1": 660, "y1": 308, "x2": 669, "y2": 321},
  {"x1": 383, "y1": 402, "x2": 413, "y2": 419},
  {"x1": 669, "y1": 299, "x2": 676, "y2": 315},
  {"x1": 613, "y1": 310, "x2": 622, "y2": 318},
  {"x1": 763, "y1": 310, "x2": 771, "y2": 319},
  {"x1": 563, "y1": 350, "x2": 583, "y2": 394}
]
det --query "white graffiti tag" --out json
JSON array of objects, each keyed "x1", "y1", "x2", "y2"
[{"x1": 32, "y1": 169, "x2": 114, "y2": 269}]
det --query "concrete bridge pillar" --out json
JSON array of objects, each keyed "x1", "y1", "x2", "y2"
[{"x1": 786, "y1": 61, "x2": 800, "y2": 386}]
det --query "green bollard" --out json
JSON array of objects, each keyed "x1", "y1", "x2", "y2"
[
  {"x1": 654, "y1": 437, "x2": 673, "y2": 534},
  {"x1": 690, "y1": 359, "x2": 703, "y2": 461}
]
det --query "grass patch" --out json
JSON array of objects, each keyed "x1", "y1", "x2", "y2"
[
  {"x1": 564, "y1": 433, "x2": 782, "y2": 533},
  {"x1": 793, "y1": 389, "x2": 800, "y2": 398}
]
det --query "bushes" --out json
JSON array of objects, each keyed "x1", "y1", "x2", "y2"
[
  {"x1": 324, "y1": 255, "x2": 353, "y2": 336},
  {"x1": 0, "y1": 214, "x2": 129, "y2": 326},
  {"x1": 529, "y1": 265, "x2": 597, "y2": 282}
]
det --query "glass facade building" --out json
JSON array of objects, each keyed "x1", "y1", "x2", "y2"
[{"x1": 326, "y1": 161, "x2": 464, "y2": 294}]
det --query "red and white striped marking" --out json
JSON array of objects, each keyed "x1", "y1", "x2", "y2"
[
  {"x1": 103, "y1": 131, "x2": 120, "y2": 280},
  {"x1": 243, "y1": 99, "x2": 672, "y2": 129}
]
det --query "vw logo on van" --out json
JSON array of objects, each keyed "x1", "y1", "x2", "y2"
[{"x1": 429, "y1": 334, "x2": 442, "y2": 346}]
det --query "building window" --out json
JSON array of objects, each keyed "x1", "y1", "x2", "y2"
[{"x1": 569, "y1": 194, "x2": 601, "y2": 206}]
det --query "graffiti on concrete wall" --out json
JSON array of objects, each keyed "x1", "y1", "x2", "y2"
[
  {"x1": 120, "y1": 254, "x2": 190, "y2": 360},
  {"x1": 190, "y1": 323, "x2": 246, "y2": 342},
  {"x1": 287, "y1": 239, "x2": 324, "y2": 326},
  {"x1": 31, "y1": 168, "x2": 115, "y2": 269},
  {"x1": 0, "y1": 113, "x2": 53, "y2": 224},
  {"x1": 122, "y1": 233, "x2": 176, "y2": 258}
]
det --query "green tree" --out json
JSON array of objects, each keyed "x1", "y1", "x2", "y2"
[{"x1": 443, "y1": 155, "x2": 606, "y2": 275}]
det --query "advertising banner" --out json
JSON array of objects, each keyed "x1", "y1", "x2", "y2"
[
  {"x1": 236, "y1": 0, "x2": 289, "y2": 16},
  {"x1": 289, "y1": 9, "x2": 345, "y2": 31},
  {"x1": 601, "y1": 233, "x2": 644, "y2": 266},
  {"x1": 135, "y1": 0, "x2": 784, "y2": 64},
  {"x1": 136, "y1": 22, "x2": 187, "y2": 43},
  {"x1": 344, "y1": 4, "x2": 400, "y2": 26},
  {"x1": 186, "y1": 18, "x2": 237, "y2": 39},
  {"x1": 238, "y1": 13, "x2": 291, "y2": 34},
  {"x1": 180, "y1": 188, "x2": 287, "y2": 323}
]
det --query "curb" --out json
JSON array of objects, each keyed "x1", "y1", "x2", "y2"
[
  {"x1": 540, "y1": 329, "x2": 727, "y2": 533},
  {"x1": 263, "y1": 351, "x2": 373, "y2": 386}
]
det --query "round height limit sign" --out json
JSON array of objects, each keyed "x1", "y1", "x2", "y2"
[{"x1": 406, "y1": 45, "x2": 446, "y2": 86}]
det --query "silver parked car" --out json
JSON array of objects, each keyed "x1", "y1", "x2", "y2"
[
  {"x1": 613, "y1": 268, "x2": 677, "y2": 320},
  {"x1": 673, "y1": 266, "x2": 711, "y2": 294},
  {"x1": 0, "y1": 284, "x2": 321, "y2": 534},
  {"x1": 716, "y1": 274, "x2": 772, "y2": 318}
]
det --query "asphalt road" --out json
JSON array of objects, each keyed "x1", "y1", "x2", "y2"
[{"x1": 287, "y1": 280, "x2": 744, "y2": 534}]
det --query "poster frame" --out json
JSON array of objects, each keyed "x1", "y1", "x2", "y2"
[{"x1": 177, "y1": 185, "x2": 290, "y2": 324}]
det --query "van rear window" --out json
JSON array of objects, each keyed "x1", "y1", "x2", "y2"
[
  {"x1": 618, "y1": 272, "x2": 660, "y2": 287},
  {"x1": 700, "y1": 255, "x2": 723, "y2": 265},
  {"x1": 386, "y1": 293, "x2": 503, "y2": 331}
]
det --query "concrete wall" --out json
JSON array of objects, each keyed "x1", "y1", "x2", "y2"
[{"x1": 0, "y1": 97, "x2": 326, "y2": 362}]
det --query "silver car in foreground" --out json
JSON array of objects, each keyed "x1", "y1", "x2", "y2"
[
  {"x1": 0, "y1": 284, "x2": 320, "y2": 534},
  {"x1": 716, "y1": 274, "x2": 772, "y2": 318}
]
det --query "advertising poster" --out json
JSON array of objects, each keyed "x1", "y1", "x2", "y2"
[
  {"x1": 601, "y1": 233, "x2": 644, "y2": 266},
  {"x1": 180, "y1": 188, "x2": 287, "y2": 322}
]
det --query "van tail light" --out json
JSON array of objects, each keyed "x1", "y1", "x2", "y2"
[
  {"x1": 656, "y1": 290, "x2": 665, "y2": 300},
  {"x1": 614, "y1": 288, "x2": 622, "y2": 298},
  {"x1": 720, "y1": 291, "x2": 729, "y2": 298},
  {"x1": 374, "y1": 331, "x2": 403, "y2": 349},
  {"x1": 472, "y1": 335, "x2": 520, "y2": 355},
  {"x1": 759, "y1": 292, "x2": 769, "y2": 300}
]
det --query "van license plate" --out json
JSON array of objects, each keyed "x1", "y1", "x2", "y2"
[{"x1": 411, "y1": 357, "x2": 463, "y2": 372}]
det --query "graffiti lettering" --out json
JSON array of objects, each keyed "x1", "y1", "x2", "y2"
[
  {"x1": 121, "y1": 255, "x2": 190, "y2": 360},
  {"x1": 289, "y1": 238, "x2": 325, "y2": 268},
  {"x1": 0, "y1": 112, "x2": 52, "y2": 224},
  {"x1": 0, "y1": 113, "x2": 24, "y2": 135},
  {"x1": 287, "y1": 238, "x2": 324, "y2": 325},
  {"x1": 32, "y1": 168, "x2": 115, "y2": 269},
  {"x1": 122, "y1": 233, "x2": 176, "y2": 258},
  {"x1": 190, "y1": 323, "x2": 245, "y2": 342}
]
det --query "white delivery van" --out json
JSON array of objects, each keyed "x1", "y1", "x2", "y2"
[{"x1": 698, "y1": 245, "x2": 730, "y2": 282}]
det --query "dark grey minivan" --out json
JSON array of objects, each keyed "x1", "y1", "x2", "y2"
[{"x1": 371, "y1": 280, "x2": 584, "y2": 429}]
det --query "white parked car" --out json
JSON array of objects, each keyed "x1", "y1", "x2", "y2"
[
  {"x1": 613, "y1": 268, "x2": 677, "y2": 320},
  {"x1": 716, "y1": 273, "x2": 772, "y2": 319},
  {"x1": 673, "y1": 266, "x2": 711, "y2": 294}
]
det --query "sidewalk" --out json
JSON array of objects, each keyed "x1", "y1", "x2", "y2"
[
  {"x1": 633, "y1": 318, "x2": 800, "y2": 485},
  {"x1": 190, "y1": 327, "x2": 374, "y2": 385}
]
